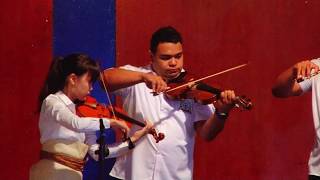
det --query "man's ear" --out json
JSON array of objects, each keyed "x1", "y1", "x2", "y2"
[{"x1": 149, "y1": 50, "x2": 155, "y2": 61}]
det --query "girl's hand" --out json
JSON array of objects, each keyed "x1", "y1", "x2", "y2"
[
  {"x1": 130, "y1": 120, "x2": 154, "y2": 143},
  {"x1": 109, "y1": 119, "x2": 130, "y2": 134}
]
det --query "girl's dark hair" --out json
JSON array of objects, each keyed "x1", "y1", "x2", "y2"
[
  {"x1": 150, "y1": 26, "x2": 183, "y2": 54},
  {"x1": 38, "y1": 53, "x2": 100, "y2": 111}
]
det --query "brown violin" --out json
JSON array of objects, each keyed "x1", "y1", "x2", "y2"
[
  {"x1": 165, "y1": 71, "x2": 253, "y2": 110},
  {"x1": 76, "y1": 96, "x2": 165, "y2": 143}
]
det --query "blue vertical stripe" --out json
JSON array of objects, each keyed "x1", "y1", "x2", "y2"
[
  {"x1": 53, "y1": 0, "x2": 116, "y2": 101},
  {"x1": 53, "y1": 1, "x2": 116, "y2": 179}
]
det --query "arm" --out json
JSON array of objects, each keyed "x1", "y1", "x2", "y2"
[
  {"x1": 47, "y1": 99, "x2": 110, "y2": 132},
  {"x1": 195, "y1": 114, "x2": 226, "y2": 141},
  {"x1": 87, "y1": 121, "x2": 153, "y2": 160},
  {"x1": 195, "y1": 90, "x2": 235, "y2": 141},
  {"x1": 46, "y1": 97, "x2": 130, "y2": 133},
  {"x1": 272, "y1": 60, "x2": 319, "y2": 98},
  {"x1": 102, "y1": 68, "x2": 167, "y2": 93},
  {"x1": 102, "y1": 68, "x2": 145, "y2": 92}
]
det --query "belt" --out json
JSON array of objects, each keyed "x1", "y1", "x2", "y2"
[{"x1": 40, "y1": 150, "x2": 85, "y2": 171}]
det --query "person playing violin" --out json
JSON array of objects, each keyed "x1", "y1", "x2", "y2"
[
  {"x1": 103, "y1": 26, "x2": 239, "y2": 180},
  {"x1": 272, "y1": 58, "x2": 320, "y2": 180},
  {"x1": 29, "y1": 53, "x2": 152, "y2": 180}
]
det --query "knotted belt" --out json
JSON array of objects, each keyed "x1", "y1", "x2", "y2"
[{"x1": 40, "y1": 150, "x2": 85, "y2": 171}]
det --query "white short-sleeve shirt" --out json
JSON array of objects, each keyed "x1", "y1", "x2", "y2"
[
  {"x1": 298, "y1": 58, "x2": 320, "y2": 176},
  {"x1": 110, "y1": 65, "x2": 215, "y2": 180}
]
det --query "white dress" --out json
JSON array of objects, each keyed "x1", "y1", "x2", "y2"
[{"x1": 30, "y1": 91, "x2": 110, "y2": 180}]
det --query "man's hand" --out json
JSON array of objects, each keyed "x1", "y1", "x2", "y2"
[
  {"x1": 293, "y1": 60, "x2": 319, "y2": 81},
  {"x1": 214, "y1": 90, "x2": 236, "y2": 113},
  {"x1": 141, "y1": 72, "x2": 168, "y2": 93}
]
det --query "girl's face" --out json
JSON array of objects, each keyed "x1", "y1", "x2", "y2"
[{"x1": 68, "y1": 72, "x2": 93, "y2": 101}]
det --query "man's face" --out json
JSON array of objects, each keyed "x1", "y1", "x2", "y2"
[{"x1": 151, "y1": 42, "x2": 183, "y2": 81}]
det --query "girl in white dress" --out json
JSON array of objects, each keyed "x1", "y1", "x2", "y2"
[{"x1": 30, "y1": 53, "x2": 152, "y2": 180}]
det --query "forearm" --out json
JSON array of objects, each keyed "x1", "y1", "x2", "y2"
[
  {"x1": 102, "y1": 68, "x2": 144, "y2": 92},
  {"x1": 87, "y1": 130, "x2": 147, "y2": 161},
  {"x1": 272, "y1": 68, "x2": 302, "y2": 97},
  {"x1": 50, "y1": 102, "x2": 111, "y2": 132},
  {"x1": 198, "y1": 114, "x2": 226, "y2": 141},
  {"x1": 88, "y1": 141, "x2": 131, "y2": 160}
]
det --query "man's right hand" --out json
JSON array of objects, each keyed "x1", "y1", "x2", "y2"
[{"x1": 141, "y1": 72, "x2": 168, "y2": 93}]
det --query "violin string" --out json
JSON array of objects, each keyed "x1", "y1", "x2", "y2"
[
  {"x1": 166, "y1": 63, "x2": 247, "y2": 93},
  {"x1": 100, "y1": 72, "x2": 117, "y2": 120}
]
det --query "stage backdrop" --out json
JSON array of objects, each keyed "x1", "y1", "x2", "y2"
[
  {"x1": 0, "y1": 1, "x2": 52, "y2": 180},
  {"x1": 1, "y1": 0, "x2": 320, "y2": 180},
  {"x1": 115, "y1": 1, "x2": 320, "y2": 180}
]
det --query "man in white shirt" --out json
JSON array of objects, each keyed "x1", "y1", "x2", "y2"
[
  {"x1": 103, "y1": 26, "x2": 238, "y2": 180},
  {"x1": 272, "y1": 58, "x2": 320, "y2": 180}
]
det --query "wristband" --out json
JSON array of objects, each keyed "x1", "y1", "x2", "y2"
[
  {"x1": 94, "y1": 146, "x2": 109, "y2": 158},
  {"x1": 104, "y1": 146, "x2": 110, "y2": 157},
  {"x1": 215, "y1": 111, "x2": 229, "y2": 120},
  {"x1": 127, "y1": 137, "x2": 135, "y2": 150}
]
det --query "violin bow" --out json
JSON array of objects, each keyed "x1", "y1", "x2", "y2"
[
  {"x1": 100, "y1": 71, "x2": 118, "y2": 120},
  {"x1": 166, "y1": 63, "x2": 248, "y2": 93},
  {"x1": 100, "y1": 71, "x2": 165, "y2": 142}
]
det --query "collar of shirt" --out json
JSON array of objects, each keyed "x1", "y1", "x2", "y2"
[{"x1": 55, "y1": 91, "x2": 76, "y2": 113}]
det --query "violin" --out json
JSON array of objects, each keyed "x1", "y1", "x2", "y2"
[
  {"x1": 76, "y1": 96, "x2": 165, "y2": 143},
  {"x1": 165, "y1": 71, "x2": 253, "y2": 110}
]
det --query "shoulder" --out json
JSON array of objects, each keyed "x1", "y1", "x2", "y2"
[
  {"x1": 41, "y1": 93, "x2": 67, "y2": 112},
  {"x1": 40, "y1": 94, "x2": 58, "y2": 114},
  {"x1": 120, "y1": 64, "x2": 152, "y2": 73},
  {"x1": 42, "y1": 94, "x2": 60, "y2": 108}
]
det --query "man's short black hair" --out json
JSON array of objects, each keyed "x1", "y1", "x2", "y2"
[{"x1": 150, "y1": 26, "x2": 183, "y2": 54}]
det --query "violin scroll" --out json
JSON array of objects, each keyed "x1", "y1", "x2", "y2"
[
  {"x1": 234, "y1": 95, "x2": 253, "y2": 110},
  {"x1": 149, "y1": 129, "x2": 165, "y2": 143}
]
